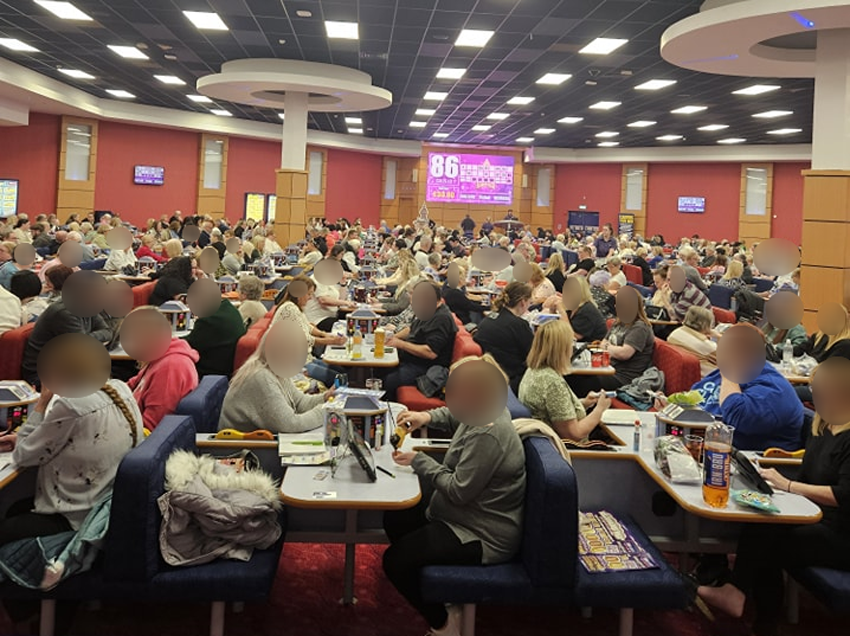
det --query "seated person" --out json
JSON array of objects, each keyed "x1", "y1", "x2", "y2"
[
  {"x1": 663, "y1": 265, "x2": 712, "y2": 323},
  {"x1": 588, "y1": 269, "x2": 615, "y2": 318},
  {"x1": 305, "y1": 260, "x2": 354, "y2": 332},
  {"x1": 219, "y1": 321, "x2": 334, "y2": 433},
  {"x1": 757, "y1": 267, "x2": 801, "y2": 300},
  {"x1": 679, "y1": 246, "x2": 709, "y2": 292},
  {"x1": 183, "y1": 297, "x2": 246, "y2": 378},
  {"x1": 667, "y1": 306, "x2": 718, "y2": 377},
  {"x1": 0, "y1": 283, "x2": 21, "y2": 336},
  {"x1": 793, "y1": 304, "x2": 850, "y2": 363},
  {"x1": 697, "y1": 356, "x2": 850, "y2": 636},
  {"x1": 632, "y1": 247, "x2": 654, "y2": 286},
  {"x1": 104, "y1": 244, "x2": 137, "y2": 272},
  {"x1": 717, "y1": 260, "x2": 746, "y2": 290},
  {"x1": 763, "y1": 321, "x2": 808, "y2": 349},
  {"x1": 383, "y1": 280, "x2": 458, "y2": 400},
  {"x1": 605, "y1": 255, "x2": 628, "y2": 292},
  {"x1": 649, "y1": 264, "x2": 671, "y2": 308},
  {"x1": 474, "y1": 282, "x2": 533, "y2": 394},
  {"x1": 519, "y1": 319, "x2": 611, "y2": 441},
  {"x1": 552, "y1": 275, "x2": 607, "y2": 343},
  {"x1": 135, "y1": 234, "x2": 166, "y2": 263},
  {"x1": 544, "y1": 251, "x2": 566, "y2": 293},
  {"x1": 441, "y1": 263, "x2": 486, "y2": 325},
  {"x1": 124, "y1": 307, "x2": 200, "y2": 431},
  {"x1": 528, "y1": 262, "x2": 556, "y2": 306},
  {"x1": 237, "y1": 274, "x2": 268, "y2": 328},
  {"x1": 422, "y1": 251, "x2": 444, "y2": 282},
  {"x1": 571, "y1": 244, "x2": 595, "y2": 276},
  {"x1": 221, "y1": 243, "x2": 244, "y2": 275},
  {"x1": 148, "y1": 256, "x2": 196, "y2": 307},
  {"x1": 383, "y1": 355, "x2": 526, "y2": 636},
  {"x1": 10, "y1": 270, "x2": 48, "y2": 324},
  {"x1": 647, "y1": 245, "x2": 665, "y2": 269}
]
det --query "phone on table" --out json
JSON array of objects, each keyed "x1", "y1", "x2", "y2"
[{"x1": 731, "y1": 448, "x2": 774, "y2": 495}]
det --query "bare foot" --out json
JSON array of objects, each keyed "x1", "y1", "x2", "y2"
[{"x1": 698, "y1": 583, "x2": 746, "y2": 618}]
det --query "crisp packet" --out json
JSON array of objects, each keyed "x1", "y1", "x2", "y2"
[{"x1": 732, "y1": 489, "x2": 780, "y2": 513}]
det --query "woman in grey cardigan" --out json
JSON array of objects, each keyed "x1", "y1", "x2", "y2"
[{"x1": 383, "y1": 355, "x2": 526, "y2": 636}]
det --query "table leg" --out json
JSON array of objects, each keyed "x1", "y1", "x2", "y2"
[{"x1": 340, "y1": 509, "x2": 359, "y2": 605}]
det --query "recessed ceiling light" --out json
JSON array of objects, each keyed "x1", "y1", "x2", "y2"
[
  {"x1": 0, "y1": 38, "x2": 39, "y2": 52},
  {"x1": 183, "y1": 11, "x2": 228, "y2": 31},
  {"x1": 698, "y1": 124, "x2": 729, "y2": 131},
  {"x1": 579, "y1": 37, "x2": 628, "y2": 55},
  {"x1": 596, "y1": 131, "x2": 619, "y2": 138},
  {"x1": 472, "y1": 124, "x2": 491, "y2": 131},
  {"x1": 628, "y1": 120, "x2": 656, "y2": 128},
  {"x1": 105, "y1": 89, "x2": 135, "y2": 99},
  {"x1": 278, "y1": 113, "x2": 285, "y2": 120},
  {"x1": 325, "y1": 21, "x2": 359, "y2": 40},
  {"x1": 416, "y1": 108, "x2": 437, "y2": 117},
  {"x1": 432, "y1": 132, "x2": 449, "y2": 139},
  {"x1": 486, "y1": 113, "x2": 509, "y2": 120},
  {"x1": 635, "y1": 79, "x2": 677, "y2": 91},
  {"x1": 753, "y1": 110, "x2": 793, "y2": 118},
  {"x1": 589, "y1": 101, "x2": 621, "y2": 110},
  {"x1": 34, "y1": 1, "x2": 92, "y2": 21},
  {"x1": 671, "y1": 105, "x2": 707, "y2": 114},
  {"x1": 657, "y1": 134, "x2": 684, "y2": 141},
  {"x1": 210, "y1": 109, "x2": 232, "y2": 117},
  {"x1": 107, "y1": 45, "x2": 148, "y2": 59},
  {"x1": 598, "y1": 141, "x2": 620, "y2": 147},
  {"x1": 534, "y1": 128, "x2": 555, "y2": 135},
  {"x1": 155, "y1": 75, "x2": 185, "y2": 85},
  {"x1": 58, "y1": 68, "x2": 95, "y2": 79},
  {"x1": 424, "y1": 91, "x2": 448, "y2": 101},
  {"x1": 345, "y1": 117, "x2": 362, "y2": 125},
  {"x1": 718, "y1": 138, "x2": 746, "y2": 144},
  {"x1": 409, "y1": 121, "x2": 427, "y2": 128},
  {"x1": 455, "y1": 29, "x2": 494, "y2": 48},
  {"x1": 558, "y1": 116, "x2": 584, "y2": 124},
  {"x1": 348, "y1": 128, "x2": 363, "y2": 134},
  {"x1": 733, "y1": 84, "x2": 781, "y2": 96},
  {"x1": 516, "y1": 137, "x2": 535, "y2": 143},
  {"x1": 436, "y1": 67, "x2": 466, "y2": 79},
  {"x1": 768, "y1": 128, "x2": 803, "y2": 135},
  {"x1": 296, "y1": 10, "x2": 312, "y2": 18},
  {"x1": 536, "y1": 73, "x2": 572, "y2": 85},
  {"x1": 188, "y1": 94, "x2": 212, "y2": 103},
  {"x1": 507, "y1": 96, "x2": 535, "y2": 105}
]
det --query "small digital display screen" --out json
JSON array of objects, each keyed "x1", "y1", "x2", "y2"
[
  {"x1": 678, "y1": 196, "x2": 705, "y2": 213},
  {"x1": 134, "y1": 165, "x2": 165, "y2": 186}
]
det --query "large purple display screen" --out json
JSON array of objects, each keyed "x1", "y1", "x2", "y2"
[{"x1": 426, "y1": 153, "x2": 514, "y2": 205}]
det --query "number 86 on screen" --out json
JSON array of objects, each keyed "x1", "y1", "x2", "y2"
[{"x1": 430, "y1": 154, "x2": 459, "y2": 179}]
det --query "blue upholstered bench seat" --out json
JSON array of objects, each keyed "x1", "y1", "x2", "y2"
[
  {"x1": 789, "y1": 566, "x2": 850, "y2": 613},
  {"x1": 507, "y1": 387, "x2": 532, "y2": 419},
  {"x1": 422, "y1": 562, "x2": 568, "y2": 606},
  {"x1": 175, "y1": 375, "x2": 229, "y2": 433}
]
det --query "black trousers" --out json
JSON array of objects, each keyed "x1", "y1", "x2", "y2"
[
  {"x1": 383, "y1": 496, "x2": 483, "y2": 629},
  {"x1": 383, "y1": 360, "x2": 430, "y2": 402},
  {"x1": 566, "y1": 373, "x2": 624, "y2": 398},
  {"x1": 730, "y1": 522, "x2": 850, "y2": 633}
]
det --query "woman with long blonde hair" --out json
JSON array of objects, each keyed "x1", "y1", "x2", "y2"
[{"x1": 544, "y1": 251, "x2": 566, "y2": 293}]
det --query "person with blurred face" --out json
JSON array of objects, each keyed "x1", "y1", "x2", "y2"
[
  {"x1": 10, "y1": 270, "x2": 46, "y2": 324},
  {"x1": 678, "y1": 246, "x2": 708, "y2": 292},
  {"x1": 663, "y1": 265, "x2": 712, "y2": 323},
  {"x1": 383, "y1": 280, "x2": 458, "y2": 401},
  {"x1": 697, "y1": 357, "x2": 850, "y2": 635},
  {"x1": 605, "y1": 255, "x2": 627, "y2": 292},
  {"x1": 546, "y1": 275, "x2": 607, "y2": 343},
  {"x1": 0, "y1": 244, "x2": 34, "y2": 291},
  {"x1": 383, "y1": 355, "x2": 526, "y2": 636},
  {"x1": 182, "y1": 292, "x2": 246, "y2": 379},
  {"x1": 667, "y1": 306, "x2": 718, "y2": 377}
]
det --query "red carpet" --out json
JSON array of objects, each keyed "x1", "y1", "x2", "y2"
[{"x1": 0, "y1": 544, "x2": 845, "y2": 635}]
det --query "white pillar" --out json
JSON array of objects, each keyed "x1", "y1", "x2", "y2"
[
  {"x1": 281, "y1": 91, "x2": 309, "y2": 171},
  {"x1": 812, "y1": 29, "x2": 850, "y2": 170}
]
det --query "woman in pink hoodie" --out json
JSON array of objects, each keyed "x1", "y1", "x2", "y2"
[{"x1": 127, "y1": 327, "x2": 200, "y2": 431}]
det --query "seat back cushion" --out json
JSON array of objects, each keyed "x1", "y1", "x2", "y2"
[
  {"x1": 507, "y1": 387, "x2": 531, "y2": 419},
  {"x1": 520, "y1": 437, "x2": 579, "y2": 588},
  {"x1": 653, "y1": 338, "x2": 701, "y2": 395},
  {"x1": 132, "y1": 281, "x2": 157, "y2": 308},
  {"x1": 707, "y1": 284, "x2": 735, "y2": 310},
  {"x1": 103, "y1": 415, "x2": 196, "y2": 582},
  {"x1": 452, "y1": 331, "x2": 482, "y2": 364},
  {"x1": 175, "y1": 375, "x2": 229, "y2": 434},
  {"x1": 623, "y1": 264, "x2": 643, "y2": 285},
  {"x1": 234, "y1": 327, "x2": 265, "y2": 372},
  {"x1": 712, "y1": 306, "x2": 736, "y2": 324},
  {"x1": 0, "y1": 323, "x2": 35, "y2": 381}
]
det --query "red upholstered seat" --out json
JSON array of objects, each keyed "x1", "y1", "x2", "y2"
[
  {"x1": 132, "y1": 281, "x2": 156, "y2": 308},
  {"x1": 712, "y1": 306, "x2": 736, "y2": 324},
  {"x1": 652, "y1": 338, "x2": 701, "y2": 395},
  {"x1": 0, "y1": 323, "x2": 35, "y2": 380},
  {"x1": 623, "y1": 264, "x2": 643, "y2": 285},
  {"x1": 233, "y1": 320, "x2": 270, "y2": 372}
]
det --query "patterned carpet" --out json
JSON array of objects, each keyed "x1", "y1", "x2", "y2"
[{"x1": 0, "y1": 544, "x2": 844, "y2": 636}]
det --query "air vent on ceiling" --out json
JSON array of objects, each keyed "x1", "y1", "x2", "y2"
[{"x1": 360, "y1": 51, "x2": 388, "y2": 60}]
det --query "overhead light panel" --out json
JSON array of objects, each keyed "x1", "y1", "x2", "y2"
[
  {"x1": 188, "y1": 94, "x2": 212, "y2": 103},
  {"x1": 628, "y1": 120, "x2": 656, "y2": 128},
  {"x1": 58, "y1": 68, "x2": 94, "y2": 79},
  {"x1": 768, "y1": 128, "x2": 803, "y2": 135},
  {"x1": 536, "y1": 73, "x2": 572, "y2": 85},
  {"x1": 278, "y1": 113, "x2": 286, "y2": 120},
  {"x1": 596, "y1": 131, "x2": 619, "y2": 138},
  {"x1": 733, "y1": 84, "x2": 781, "y2": 96},
  {"x1": 657, "y1": 134, "x2": 684, "y2": 141},
  {"x1": 34, "y1": 1, "x2": 92, "y2": 21},
  {"x1": 718, "y1": 137, "x2": 746, "y2": 144},
  {"x1": 598, "y1": 141, "x2": 620, "y2": 147},
  {"x1": 210, "y1": 109, "x2": 232, "y2": 117},
  {"x1": 183, "y1": 11, "x2": 228, "y2": 31},
  {"x1": 534, "y1": 128, "x2": 555, "y2": 135},
  {"x1": 579, "y1": 37, "x2": 628, "y2": 55},
  {"x1": 455, "y1": 29, "x2": 494, "y2": 48},
  {"x1": 671, "y1": 105, "x2": 707, "y2": 114},
  {"x1": 348, "y1": 128, "x2": 364, "y2": 134},
  {"x1": 325, "y1": 21, "x2": 359, "y2": 40},
  {"x1": 296, "y1": 10, "x2": 312, "y2": 18},
  {"x1": 486, "y1": 113, "x2": 509, "y2": 120},
  {"x1": 753, "y1": 110, "x2": 793, "y2": 118},
  {"x1": 108, "y1": 45, "x2": 148, "y2": 59},
  {"x1": 105, "y1": 89, "x2": 135, "y2": 99},
  {"x1": 472, "y1": 125, "x2": 491, "y2": 131},
  {"x1": 432, "y1": 132, "x2": 449, "y2": 139},
  {"x1": 507, "y1": 96, "x2": 535, "y2": 105},
  {"x1": 345, "y1": 117, "x2": 362, "y2": 125},
  {"x1": 558, "y1": 116, "x2": 584, "y2": 124},
  {"x1": 424, "y1": 91, "x2": 448, "y2": 101},
  {"x1": 416, "y1": 108, "x2": 437, "y2": 117},
  {"x1": 436, "y1": 67, "x2": 466, "y2": 79},
  {"x1": 155, "y1": 75, "x2": 185, "y2": 85},
  {"x1": 516, "y1": 137, "x2": 535, "y2": 143},
  {"x1": 409, "y1": 121, "x2": 427, "y2": 128},
  {"x1": 698, "y1": 124, "x2": 729, "y2": 131},
  {"x1": 0, "y1": 38, "x2": 39, "y2": 52},
  {"x1": 589, "y1": 101, "x2": 620, "y2": 110},
  {"x1": 635, "y1": 79, "x2": 677, "y2": 91}
]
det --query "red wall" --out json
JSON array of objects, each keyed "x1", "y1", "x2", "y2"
[
  {"x1": 225, "y1": 136, "x2": 280, "y2": 222},
  {"x1": 553, "y1": 163, "x2": 622, "y2": 232},
  {"x1": 771, "y1": 162, "x2": 808, "y2": 245},
  {"x1": 325, "y1": 148, "x2": 383, "y2": 227},
  {"x1": 0, "y1": 112, "x2": 60, "y2": 215},
  {"x1": 94, "y1": 121, "x2": 199, "y2": 227}
]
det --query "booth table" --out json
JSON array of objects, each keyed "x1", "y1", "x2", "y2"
[
  {"x1": 570, "y1": 364, "x2": 616, "y2": 376},
  {"x1": 322, "y1": 346, "x2": 400, "y2": 387}
]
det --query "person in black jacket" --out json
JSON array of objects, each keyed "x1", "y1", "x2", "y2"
[
  {"x1": 473, "y1": 282, "x2": 534, "y2": 395},
  {"x1": 793, "y1": 305, "x2": 850, "y2": 403},
  {"x1": 548, "y1": 276, "x2": 608, "y2": 343},
  {"x1": 441, "y1": 263, "x2": 486, "y2": 325},
  {"x1": 148, "y1": 256, "x2": 196, "y2": 307},
  {"x1": 632, "y1": 247, "x2": 654, "y2": 287}
]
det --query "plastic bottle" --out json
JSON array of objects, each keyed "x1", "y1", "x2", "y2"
[
  {"x1": 352, "y1": 329, "x2": 363, "y2": 360},
  {"x1": 633, "y1": 419, "x2": 641, "y2": 452},
  {"x1": 374, "y1": 327, "x2": 385, "y2": 358},
  {"x1": 782, "y1": 339, "x2": 794, "y2": 372},
  {"x1": 702, "y1": 421, "x2": 733, "y2": 508}
]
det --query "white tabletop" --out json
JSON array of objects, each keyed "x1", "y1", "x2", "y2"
[
  {"x1": 0, "y1": 451, "x2": 19, "y2": 489},
  {"x1": 280, "y1": 444, "x2": 421, "y2": 510},
  {"x1": 322, "y1": 346, "x2": 400, "y2": 368},
  {"x1": 569, "y1": 364, "x2": 616, "y2": 376},
  {"x1": 110, "y1": 331, "x2": 191, "y2": 360}
]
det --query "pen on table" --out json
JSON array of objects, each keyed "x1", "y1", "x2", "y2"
[{"x1": 376, "y1": 466, "x2": 396, "y2": 479}]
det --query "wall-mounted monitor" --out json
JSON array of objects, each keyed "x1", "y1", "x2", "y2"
[
  {"x1": 0, "y1": 179, "x2": 19, "y2": 216},
  {"x1": 134, "y1": 165, "x2": 165, "y2": 186},
  {"x1": 426, "y1": 153, "x2": 514, "y2": 205},
  {"x1": 678, "y1": 196, "x2": 705, "y2": 213}
]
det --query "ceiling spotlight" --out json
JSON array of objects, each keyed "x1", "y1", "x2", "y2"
[{"x1": 698, "y1": 124, "x2": 729, "y2": 131}]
